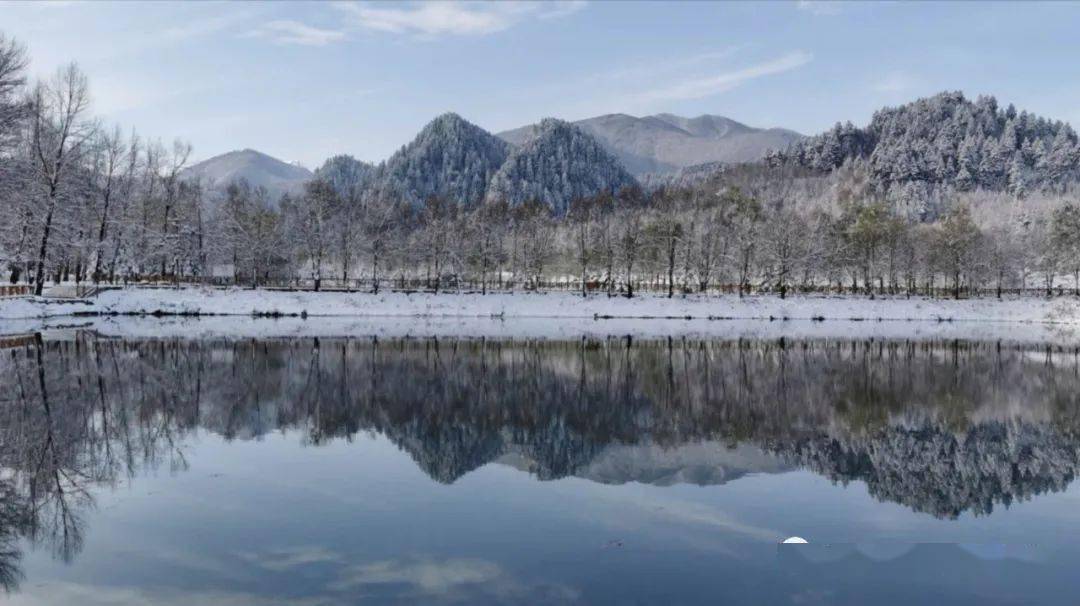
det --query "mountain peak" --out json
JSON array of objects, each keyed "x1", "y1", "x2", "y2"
[
  {"x1": 373, "y1": 112, "x2": 512, "y2": 206},
  {"x1": 487, "y1": 118, "x2": 637, "y2": 214},
  {"x1": 182, "y1": 148, "x2": 312, "y2": 204},
  {"x1": 423, "y1": 112, "x2": 480, "y2": 134},
  {"x1": 536, "y1": 117, "x2": 573, "y2": 131}
]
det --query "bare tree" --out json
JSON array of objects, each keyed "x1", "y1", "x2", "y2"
[
  {"x1": 28, "y1": 63, "x2": 94, "y2": 295},
  {"x1": 723, "y1": 187, "x2": 762, "y2": 297},
  {"x1": 762, "y1": 207, "x2": 807, "y2": 298},
  {"x1": 285, "y1": 179, "x2": 339, "y2": 291},
  {"x1": 466, "y1": 200, "x2": 507, "y2": 294},
  {"x1": 89, "y1": 126, "x2": 128, "y2": 283},
  {"x1": 0, "y1": 35, "x2": 29, "y2": 284},
  {"x1": 616, "y1": 210, "x2": 643, "y2": 298},
  {"x1": 105, "y1": 131, "x2": 141, "y2": 283},
  {"x1": 0, "y1": 33, "x2": 27, "y2": 150},
  {"x1": 157, "y1": 139, "x2": 192, "y2": 280},
  {"x1": 567, "y1": 196, "x2": 598, "y2": 297}
]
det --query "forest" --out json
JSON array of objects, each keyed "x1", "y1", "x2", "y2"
[{"x1": 3, "y1": 32, "x2": 1080, "y2": 300}]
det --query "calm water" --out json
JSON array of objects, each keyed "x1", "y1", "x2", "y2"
[{"x1": 3, "y1": 334, "x2": 1080, "y2": 604}]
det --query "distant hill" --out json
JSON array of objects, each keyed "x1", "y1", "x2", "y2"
[
  {"x1": 499, "y1": 113, "x2": 802, "y2": 175},
  {"x1": 486, "y1": 118, "x2": 638, "y2": 214},
  {"x1": 183, "y1": 148, "x2": 312, "y2": 203},
  {"x1": 772, "y1": 91, "x2": 1080, "y2": 196}
]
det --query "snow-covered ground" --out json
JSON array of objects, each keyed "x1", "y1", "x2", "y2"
[
  {"x1": 15, "y1": 315, "x2": 1080, "y2": 347},
  {"x1": 2, "y1": 287, "x2": 1080, "y2": 344},
  {"x1": 1, "y1": 287, "x2": 1079, "y2": 324}
]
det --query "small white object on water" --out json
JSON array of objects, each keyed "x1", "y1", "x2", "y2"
[{"x1": 783, "y1": 537, "x2": 808, "y2": 544}]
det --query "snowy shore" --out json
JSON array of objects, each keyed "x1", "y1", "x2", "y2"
[
  {"x1": 2, "y1": 288, "x2": 1080, "y2": 344},
  {"x1": 10, "y1": 315, "x2": 1080, "y2": 347},
  {"x1": 1, "y1": 287, "x2": 1078, "y2": 325}
]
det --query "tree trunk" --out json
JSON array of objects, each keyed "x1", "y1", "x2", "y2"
[
  {"x1": 371, "y1": 248, "x2": 380, "y2": 295},
  {"x1": 33, "y1": 202, "x2": 57, "y2": 296},
  {"x1": 93, "y1": 195, "x2": 111, "y2": 284},
  {"x1": 667, "y1": 252, "x2": 675, "y2": 299},
  {"x1": 581, "y1": 260, "x2": 587, "y2": 299}
]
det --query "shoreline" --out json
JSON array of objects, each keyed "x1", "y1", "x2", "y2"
[
  {"x1": 2, "y1": 287, "x2": 1079, "y2": 324},
  {"x1": 2, "y1": 288, "x2": 1080, "y2": 345}
]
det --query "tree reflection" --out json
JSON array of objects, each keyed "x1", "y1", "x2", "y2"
[{"x1": 2, "y1": 334, "x2": 1080, "y2": 583}]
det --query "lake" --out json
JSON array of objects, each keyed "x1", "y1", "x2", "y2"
[{"x1": 2, "y1": 332, "x2": 1080, "y2": 604}]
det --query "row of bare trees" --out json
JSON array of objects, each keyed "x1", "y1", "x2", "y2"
[
  {"x1": 0, "y1": 34, "x2": 207, "y2": 294},
  {"x1": 254, "y1": 163, "x2": 1079, "y2": 300},
  {"x1": 2, "y1": 30, "x2": 1079, "y2": 299}
]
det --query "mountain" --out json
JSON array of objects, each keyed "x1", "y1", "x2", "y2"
[
  {"x1": 182, "y1": 148, "x2": 313, "y2": 202},
  {"x1": 370, "y1": 112, "x2": 511, "y2": 206},
  {"x1": 314, "y1": 154, "x2": 376, "y2": 198},
  {"x1": 500, "y1": 441, "x2": 791, "y2": 487},
  {"x1": 486, "y1": 118, "x2": 638, "y2": 214},
  {"x1": 498, "y1": 113, "x2": 802, "y2": 175},
  {"x1": 772, "y1": 91, "x2": 1080, "y2": 196}
]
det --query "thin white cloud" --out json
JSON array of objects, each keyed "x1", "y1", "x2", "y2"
[
  {"x1": 238, "y1": 546, "x2": 344, "y2": 571},
  {"x1": 246, "y1": 20, "x2": 347, "y2": 47},
  {"x1": 329, "y1": 558, "x2": 501, "y2": 593},
  {"x1": 634, "y1": 51, "x2": 813, "y2": 104},
  {"x1": 0, "y1": 582, "x2": 333, "y2": 606},
  {"x1": 333, "y1": 1, "x2": 586, "y2": 37},
  {"x1": 327, "y1": 557, "x2": 582, "y2": 602}
]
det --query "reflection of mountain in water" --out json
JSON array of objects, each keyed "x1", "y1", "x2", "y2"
[
  {"x1": 783, "y1": 421, "x2": 1080, "y2": 518},
  {"x1": 501, "y1": 441, "x2": 791, "y2": 487},
  {"x1": 3, "y1": 335, "x2": 1080, "y2": 579}
]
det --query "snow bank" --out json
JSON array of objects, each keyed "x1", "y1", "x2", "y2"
[
  {"x1": 2, "y1": 287, "x2": 1079, "y2": 326},
  {"x1": 23, "y1": 315, "x2": 1080, "y2": 347}
]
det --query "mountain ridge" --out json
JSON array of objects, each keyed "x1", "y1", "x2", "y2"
[{"x1": 498, "y1": 112, "x2": 803, "y2": 175}]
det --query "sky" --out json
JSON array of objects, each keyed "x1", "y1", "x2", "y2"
[{"x1": 4, "y1": 0, "x2": 1080, "y2": 168}]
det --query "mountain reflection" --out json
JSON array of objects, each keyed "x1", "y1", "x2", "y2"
[{"x1": 3, "y1": 334, "x2": 1080, "y2": 580}]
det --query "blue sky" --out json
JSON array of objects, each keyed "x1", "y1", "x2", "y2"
[{"x1": 4, "y1": 1, "x2": 1080, "y2": 167}]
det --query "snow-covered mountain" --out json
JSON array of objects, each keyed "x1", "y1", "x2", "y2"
[
  {"x1": 182, "y1": 148, "x2": 312, "y2": 202},
  {"x1": 498, "y1": 113, "x2": 803, "y2": 175},
  {"x1": 499, "y1": 441, "x2": 791, "y2": 487},
  {"x1": 486, "y1": 118, "x2": 638, "y2": 214},
  {"x1": 189, "y1": 112, "x2": 790, "y2": 213},
  {"x1": 314, "y1": 154, "x2": 376, "y2": 198},
  {"x1": 773, "y1": 91, "x2": 1080, "y2": 196},
  {"x1": 369, "y1": 112, "x2": 512, "y2": 206}
]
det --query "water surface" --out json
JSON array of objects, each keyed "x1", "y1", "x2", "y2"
[{"x1": 2, "y1": 334, "x2": 1080, "y2": 604}]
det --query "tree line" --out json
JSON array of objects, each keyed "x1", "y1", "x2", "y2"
[
  {"x1": 198, "y1": 160, "x2": 1080, "y2": 300},
  {"x1": 2, "y1": 33, "x2": 1080, "y2": 299}
]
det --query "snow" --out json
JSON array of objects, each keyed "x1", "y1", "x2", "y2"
[
  {"x1": 18, "y1": 314, "x2": 1080, "y2": 345},
  {"x1": 3, "y1": 288, "x2": 1080, "y2": 324},
  {"x1": 3, "y1": 288, "x2": 1080, "y2": 344}
]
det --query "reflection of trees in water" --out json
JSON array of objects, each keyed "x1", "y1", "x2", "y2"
[{"x1": 2, "y1": 335, "x2": 1080, "y2": 581}]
